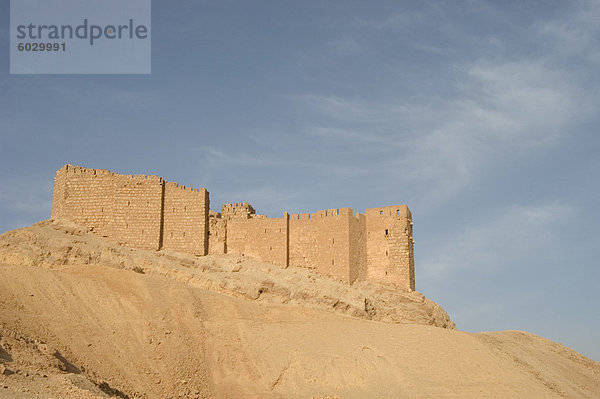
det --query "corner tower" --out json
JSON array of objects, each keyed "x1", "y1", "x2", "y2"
[{"x1": 365, "y1": 205, "x2": 415, "y2": 290}]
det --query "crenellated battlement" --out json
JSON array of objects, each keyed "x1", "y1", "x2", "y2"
[
  {"x1": 51, "y1": 165, "x2": 414, "y2": 290},
  {"x1": 61, "y1": 164, "x2": 116, "y2": 176},
  {"x1": 52, "y1": 165, "x2": 209, "y2": 254},
  {"x1": 290, "y1": 207, "x2": 356, "y2": 220},
  {"x1": 60, "y1": 165, "x2": 164, "y2": 182},
  {"x1": 221, "y1": 202, "x2": 256, "y2": 219}
]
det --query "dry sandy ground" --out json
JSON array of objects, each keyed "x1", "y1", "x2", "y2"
[{"x1": 0, "y1": 220, "x2": 598, "y2": 398}]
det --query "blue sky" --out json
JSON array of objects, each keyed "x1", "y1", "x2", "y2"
[{"x1": 1, "y1": 1, "x2": 599, "y2": 361}]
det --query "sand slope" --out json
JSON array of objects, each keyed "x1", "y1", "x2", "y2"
[{"x1": 0, "y1": 221, "x2": 598, "y2": 398}]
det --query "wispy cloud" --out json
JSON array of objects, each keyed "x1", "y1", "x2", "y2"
[
  {"x1": 196, "y1": 4, "x2": 596, "y2": 212},
  {"x1": 216, "y1": 185, "x2": 295, "y2": 215},
  {"x1": 534, "y1": 0, "x2": 600, "y2": 64},
  {"x1": 421, "y1": 201, "x2": 577, "y2": 279},
  {"x1": 401, "y1": 59, "x2": 579, "y2": 204},
  {"x1": 355, "y1": 9, "x2": 425, "y2": 31},
  {"x1": 292, "y1": 56, "x2": 580, "y2": 207},
  {"x1": 304, "y1": 126, "x2": 404, "y2": 147},
  {"x1": 202, "y1": 140, "x2": 376, "y2": 179},
  {"x1": 328, "y1": 37, "x2": 362, "y2": 53},
  {"x1": 408, "y1": 42, "x2": 453, "y2": 57},
  {"x1": 203, "y1": 146, "x2": 281, "y2": 168},
  {"x1": 289, "y1": 2, "x2": 594, "y2": 210}
]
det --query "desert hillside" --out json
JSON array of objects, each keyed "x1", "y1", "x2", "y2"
[{"x1": 0, "y1": 220, "x2": 598, "y2": 398}]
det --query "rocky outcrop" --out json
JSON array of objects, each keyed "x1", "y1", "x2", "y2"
[{"x1": 0, "y1": 219, "x2": 454, "y2": 329}]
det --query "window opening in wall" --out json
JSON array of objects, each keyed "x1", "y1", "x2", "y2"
[
  {"x1": 173, "y1": 207, "x2": 175, "y2": 212},
  {"x1": 385, "y1": 229, "x2": 389, "y2": 236},
  {"x1": 264, "y1": 228, "x2": 267, "y2": 233},
  {"x1": 332, "y1": 238, "x2": 335, "y2": 245},
  {"x1": 397, "y1": 210, "x2": 400, "y2": 216},
  {"x1": 380, "y1": 210, "x2": 383, "y2": 215},
  {"x1": 184, "y1": 206, "x2": 186, "y2": 212},
  {"x1": 127, "y1": 201, "x2": 130, "y2": 206},
  {"x1": 183, "y1": 232, "x2": 186, "y2": 237},
  {"x1": 101, "y1": 207, "x2": 103, "y2": 212},
  {"x1": 269, "y1": 246, "x2": 272, "y2": 251},
  {"x1": 331, "y1": 259, "x2": 334, "y2": 266},
  {"x1": 147, "y1": 201, "x2": 149, "y2": 207},
  {"x1": 141, "y1": 229, "x2": 144, "y2": 235},
  {"x1": 385, "y1": 250, "x2": 388, "y2": 256}
]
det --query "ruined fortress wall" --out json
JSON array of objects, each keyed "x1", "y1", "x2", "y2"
[
  {"x1": 221, "y1": 203, "x2": 255, "y2": 219},
  {"x1": 51, "y1": 165, "x2": 414, "y2": 290},
  {"x1": 208, "y1": 213, "x2": 226, "y2": 255},
  {"x1": 51, "y1": 166, "x2": 164, "y2": 250},
  {"x1": 226, "y1": 216, "x2": 288, "y2": 267},
  {"x1": 349, "y1": 213, "x2": 367, "y2": 283},
  {"x1": 51, "y1": 165, "x2": 119, "y2": 238},
  {"x1": 365, "y1": 205, "x2": 415, "y2": 290},
  {"x1": 112, "y1": 174, "x2": 164, "y2": 250},
  {"x1": 51, "y1": 165, "x2": 208, "y2": 253},
  {"x1": 51, "y1": 167, "x2": 67, "y2": 220},
  {"x1": 162, "y1": 183, "x2": 209, "y2": 255},
  {"x1": 288, "y1": 208, "x2": 354, "y2": 283}
]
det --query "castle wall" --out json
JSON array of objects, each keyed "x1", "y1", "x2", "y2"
[
  {"x1": 349, "y1": 213, "x2": 367, "y2": 283},
  {"x1": 112, "y1": 174, "x2": 164, "y2": 250},
  {"x1": 226, "y1": 215, "x2": 288, "y2": 268},
  {"x1": 221, "y1": 203, "x2": 255, "y2": 219},
  {"x1": 51, "y1": 165, "x2": 118, "y2": 238},
  {"x1": 288, "y1": 208, "x2": 355, "y2": 283},
  {"x1": 51, "y1": 167, "x2": 67, "y2": 219},
  {"x1": 365, "y1": 205, "x2": 415, "y2": 290},
  {"x1": 208, "y1": 212, "x2": 226, "y2": 254},
  {"x1": 51, "y1": 165, "x2": 208, "y2": 253},
  {"x1": 162, "y1": 183, "x2": 209, "y2": 255},
  {"x1": 51, "y1": 164, "x2": 415, "y2": 290}
]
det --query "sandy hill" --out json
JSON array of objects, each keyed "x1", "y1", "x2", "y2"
[{"x1": 0, "y1": 220, "x2": 598, "y2": 398}]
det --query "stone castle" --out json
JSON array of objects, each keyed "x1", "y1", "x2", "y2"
[{"x1": 51, "y1": 165, "x2": 415, "y2": 290}]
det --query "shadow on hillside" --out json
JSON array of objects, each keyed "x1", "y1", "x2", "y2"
[
  {"x1": 54, "y1": 350, "x2": 81, "y2": 374},
  {"x1": 0, "y1": 334, "x2": 13, "y2": 362},
  {"x1": 0, "y1": 345, "x2": 12, "y2": 362}
]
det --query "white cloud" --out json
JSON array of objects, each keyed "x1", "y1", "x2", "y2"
[
  {"x1": 328, "y1": 37, "x2": 362, "y2": 53},
  {"x1": 401, "y1": 59, "x2": 578, "y2": 204},
  {"x1": 202, "y1": 137, "x2": 376, "y2": 179},
  {"x1": 217, "y1": 185, "x2": 294, "y2": 214},
  {"x1": 285, "y1": 3, "x2": 600, "y2": 212},
  {"x1": 534, "y1": 0, "x2": 600, "y2": 64},
  {"x1": 304, "y1": 126, "x2": 403, "y2": 147},
  {"x1": 298, "y1": 95, "x2": 376, "y2": 124},
  {"x1": 408, "y1": 42, "x2": 453, "y2": 57},
  {"x1": 203, "y1": 146, "x2": 281, "y2": 168},
  {"x1": 294, "y1": 55, "x2": 580, "y2": 208},
  {"x1": 421, "y1": 201, "x2": 577, "y2": 279},
  {"x1": 355, "y1": 9, "x2": 425, "y2": 31}
]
